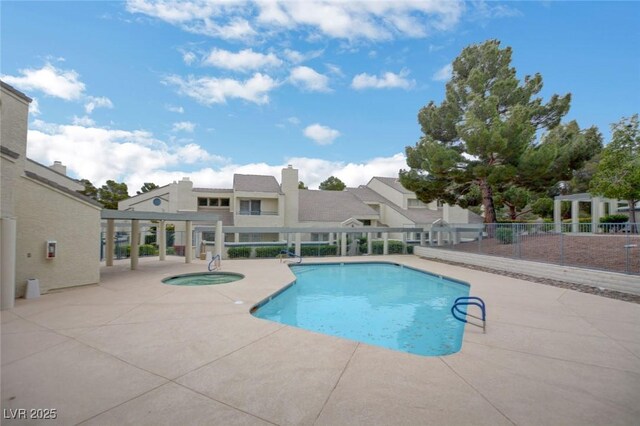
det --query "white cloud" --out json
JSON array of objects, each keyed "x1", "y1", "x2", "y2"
[
  {"x1": 172, "y1": 121, "x2": 196, "y2": 132},
  {"x1": 282, "y1": 48, "x2": 323, "y2": 64},
  {"x1": 26, "y1": 120, "x2": 227, "y2": 190},
  {"x1": 72, "y1": 115, "x2": 96, "y2": 126},
  {"x1": 166, "y1": 104, "x2": 184, "y2": 113},
  {"x1": 2, "y1": 63, "x2": 85, "y2": 100},
  {"x1": 287, "y1": 116, "x2": 300, "y2": 125},
  {"x1": 351, "y1": 70, "x2": 415, "y2": 90},
  {"x1": 126, "y1": 0, "x2": 464, "y2": 41},
  {"x1": 29, "y1": 98, "x2": 41, "y2": 116},
  {"x1": 84, "y1": 96, "x2": 114, "y2": 114},
  {"x1": 26, "y1": 119, "x2": 406, "y2": 193},
  {"x1": 325, "y1": 63, "x2": 343, "y2": 76},
  {"x1": 304, "y1": 123, "x2": 340, "y2": 145},
  {"x1": 289, "y1": 66, "x2": 330, "y2": 92},
  {"x1": 182, "y1": 51, "x2": 197, "y2": 65},
  {"x1": 164, "y1": 72, "x2": 278, "y2": 105},
  {"x1": 202, "y1": 48, "x2": 282, "y2": 72},
  {"x1": 432, "y1": 63, "x2": 452, "y2": 82},
  {"x1": 291, "y1": 153, "x2": 408, "y2": 189}
]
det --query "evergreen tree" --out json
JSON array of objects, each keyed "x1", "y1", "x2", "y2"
[
  {"x1": 319, "y1": 176, "x2": 346, "y2": 191},
  {"x1": 298, "y1": 181, "x2": 308, "y2": 189},
  {"x1": 400, "y1": 40, "x2": 571, "y2": 223},
  {"x1": 590, "y1": 114, "x2": 640, "y2": 227},
  {"x1": 137, "y1": 182, "x2": 160, "y2": 194},
  {"x1": 78, "y1": 179, "x2": 98, "y2": 200},
  {"x1": 98, "y1": 180, "x2": 130, "y2": 210}
]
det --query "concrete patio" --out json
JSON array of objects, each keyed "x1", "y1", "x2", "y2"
[{"x1": 2, "y1": 255, "x2": 639, "y2": 425}]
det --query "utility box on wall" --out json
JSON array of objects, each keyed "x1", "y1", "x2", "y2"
[{"x1": 46, "y1": 240, "x2": 57, "y2": 259}]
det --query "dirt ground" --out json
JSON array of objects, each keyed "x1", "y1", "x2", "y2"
[{"x1": 446, "y1": 233, "x2": 640, "y2": 275}]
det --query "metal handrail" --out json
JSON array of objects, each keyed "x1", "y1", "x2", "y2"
[
  {"x1": 208, "y1": 254, "x2": 221, "y2": 271},
  {"x1": 451, "y1": 296, "x2": 486, "y2": 333},
  {"x1": 279, "y1": 250, "x2": 302, "y2": 264}
]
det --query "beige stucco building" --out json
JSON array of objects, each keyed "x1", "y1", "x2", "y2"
[
  {"x1": 119, "y1": 165, "x2": 482, "y2": 245},
  {"x1": 1, "y1": 81, "x2": 102, "y2": 308}
]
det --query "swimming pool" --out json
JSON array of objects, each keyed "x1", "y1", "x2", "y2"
[
  {"x1": 252, "y1": 262, "x2": 470, "y2": 356},
  {"x1": 162, "y1": 272, "x2": 244, "y2": 286}
]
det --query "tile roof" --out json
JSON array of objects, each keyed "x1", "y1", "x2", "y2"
[
  {"x1": 298, "y1": 190, "x2": 379, "y2": 222},
  {"x1": 372, "y1": 177, "x2": 412, "y2": 194},
  {"x1": 233, "y1": 174, "x2": 281, "y2": 193}
]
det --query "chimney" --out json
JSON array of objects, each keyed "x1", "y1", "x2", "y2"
[
  {"x1": 281, "y1": 165, "x2": 299, "y2": 226},
  {"x1": 50, "y1": 161, "x2": 67, "y2": 175}
]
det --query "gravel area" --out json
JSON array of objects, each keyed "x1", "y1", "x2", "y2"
[
  {"x1": 422, "y1": 257, "x2": 640, "y2": 304},
  {"x1": 444, "y1": 233, "x2": 640, "y2": 275}
]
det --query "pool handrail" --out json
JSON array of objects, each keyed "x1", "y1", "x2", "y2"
[
  {"x1": 279, "y1": 249, "x2": 302, "y2": 264},
  {"x1": 208, "y1": 254, "x2": 221, "y2": 271},
  {"x1": 451, "y1": 296, "x2": 486, "y2": 333}
]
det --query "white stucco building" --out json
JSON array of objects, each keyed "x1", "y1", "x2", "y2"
[{"x1": 1, "y1": 81, "x2": 102, "y2": 307}]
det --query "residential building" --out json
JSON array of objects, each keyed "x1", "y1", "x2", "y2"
[
  {"x1": 1, "y1": 82, "x2": 102, "y2": 306},
  {"x1": 119, "y1": 165, "x2": 482, "y2": 244}
]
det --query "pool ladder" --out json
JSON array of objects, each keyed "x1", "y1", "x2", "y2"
[
  {"x1": 208, "y1": 254, "x2": 221, "y2": 271},
  {"x1": 451, "y1": 297, "x2": 486, "y2": 333},
  {"x1": 279, "y1": 250, "x2": 302, "y2": 264}
]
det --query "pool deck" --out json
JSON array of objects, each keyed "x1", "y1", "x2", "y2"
[{"x1": 2, "y1": 255, "x2": 639, "y2": 425}]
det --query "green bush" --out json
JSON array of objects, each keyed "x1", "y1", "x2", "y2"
[
  {"x1": 166, "y1": 247, "x2": 176, "y2": 255},
  {"x1": 496, "y1": 227, "x2": 515, "y2": 244},
  {"x1": 139, "y1": 244, "x2": 158, "y2": 256},
  {"x1": 300, "y1": 245, "x2": 338, "y2": 257},
  {"x1": 370, "y1": 240, "x2": 407, "y2": 254},
  {"x1": 227, "y1": 247, "x2": 252, "y2": 258},
  {"x1": 122, "y1": 244, "x2": 159, "y2": 257},
  {"x1": 255, "y1": 246, "x2": 287, "y2": 258},
  {"x1": 599, "y1": 214, "x2": 629, "y2": 232}
]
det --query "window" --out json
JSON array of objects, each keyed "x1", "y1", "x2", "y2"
[
  {"x1": 202, "y1": 232, "x2": 216, "y2": 241},
  {"x1": 239, "y1": 233, "x2": 279, "y2": 242},
  {"x1": 311, "y1": 233, "x2": 329, "y2": 242},
  {"x1": 240, "y1": 200, "x2": 261, "y2": 215},
  {"x1": 198, "y1": 197, "x2": 231, "y2": 208},
  {"x1": 361, "y1": 219, "x2": 371, "y2": 226}
]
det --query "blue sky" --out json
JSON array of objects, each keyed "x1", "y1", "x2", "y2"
[{"x1": 2, "y1": 1, "x2": 639, "y2": 192}]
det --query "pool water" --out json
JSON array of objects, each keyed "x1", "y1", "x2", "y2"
[
  {"x1": 252, "y1": 263, "x2": 470, "y2": 356},
  {"x1": 162, "y1": 272, "x2": 243, "y2": 286}
]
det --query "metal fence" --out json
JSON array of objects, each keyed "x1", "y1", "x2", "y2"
[{"x1": 432, "y1": 223, "x2": 640, "y2": 275}]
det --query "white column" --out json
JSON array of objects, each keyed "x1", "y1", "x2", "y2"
[
  {"x1": 106, "y1": 219, "x2": 115, "y2": 267},
  {"x1": 419, "y1": 231, "x2": 426, "y2": 247},
  {"x1": 383, "y1": 232, "x2": 389, "y2": 255},
  {"x1": 131, "y1": 219, "x2": 140, "y2": 270},
  {"x1": 329, "y1": 232, "x2": 335, "y2": 246},
  {"x1": 185, "y1": 220, "x2": 193, "y2": 264},
  {"x1": 553, "y1": 199, "x2": 562, "y2": 232},
  {"x1": 294, "y1": 233, "x2": 301, "y2": 256},
  {"x1": 158, "y1": 220, "x2": 166, "y2": 261},
  {"x1": 571, "y1": 200, "x2": 580, "y2": 233},
  {"x1": 609, "y1": 200, "x2": 618, "y2": 215},
  {"x1": 367, "y1": 232, "x2": 373, "y2": 255},
  {"x1": 591, "y1": 197, "x2": 601, "y2": 234},
  {"x1": 234, "y1": 232, "x2": 239, "y2": 243},
  {"x1": 1, "y1": 218, "x2": 17, "y2": 310},
  {"x1": 341, "y1": 232, "x2": 347, "y2": 256},
  {"x1": 214, "y1": 220, "x2": 223, "y2": 260},
  {"x1": 437, "y1": 231, "x2": 443, "y2": 246}
]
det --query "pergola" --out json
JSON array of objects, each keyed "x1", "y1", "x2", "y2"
[
  {"x1": 553, "y1": 193, "x2": 618, "y2": 233},
  {"x1": 101, "y1": 210, "x2": 220, "y2": 270}
]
